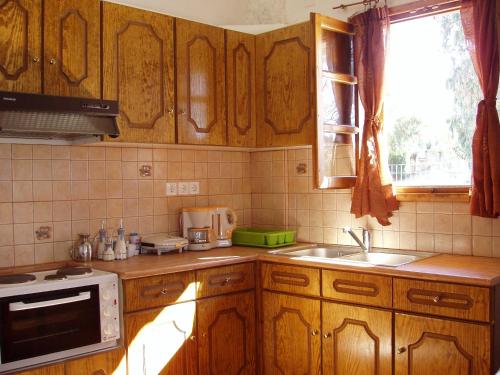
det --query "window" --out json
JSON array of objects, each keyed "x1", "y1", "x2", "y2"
[{"x1": 384, "y1": 8, "x2": 482, "y2": 195}]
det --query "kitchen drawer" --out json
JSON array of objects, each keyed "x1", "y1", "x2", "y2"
[
  {"x1": 393, "y1": 278, "x2": 491, "y2": 322},
  {"x1": 196, "y1": 262, "x2": 255, "y2": 298},
  {"x1": 322, "y1": 270, "x2": 392, "y2": 308},
  {"x1": 261, "y1": 263, "x2": 320, "y2": 297},
  {"x1": 123, "y1": 271, "x2": 196, "y2": 312}
]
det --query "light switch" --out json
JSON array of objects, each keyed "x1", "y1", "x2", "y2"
[
  {"x1": 178, "y1": 182, "x2": 189, "y2": 195},
  {"x1": 166, "y1": 182, "x2": 177, "y2": 196},
  {"x1": 188, "y1": 181, "x2": 200, "y2": 195}
]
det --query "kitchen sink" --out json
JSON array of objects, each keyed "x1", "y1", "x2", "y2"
[{"x1": 269, "y1": 245, "x2": 435, "y2": 267}]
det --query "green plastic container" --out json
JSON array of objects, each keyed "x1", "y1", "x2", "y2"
[{"x1": 232, "y1": 227, "x2": 296, "y2": 248}]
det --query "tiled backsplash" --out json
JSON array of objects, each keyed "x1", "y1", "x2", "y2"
[
  {"x1": 250, "y1": 147, "x2": 500, "y2": 258},
  {"x1": 1, "y1": 143, "x2": 498, "y2": 268},
  {"x1": 0, "y1": 144, "x2": 251, "y2": 267}
]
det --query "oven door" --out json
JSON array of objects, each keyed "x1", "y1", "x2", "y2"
[{"x1": 0, "y1": 285, "x2": 101, "y2": 364}]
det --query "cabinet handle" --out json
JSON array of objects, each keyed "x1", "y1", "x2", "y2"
[
  {"x1": 397, "y1": 347, "x2": 407, "y2": 354},
  {"x1": 49, "y1": 58, "x2": 56, "y2": 65},
  {"x1": 167, "y1": 108, "x2": 174, "y2": 114},
  {"x1": 32, "y1": 57, "x2": 40, "y2": 63},
  {"x1": 189, "y1": 335, "x2": 196, "y2": 341},
  {"x1": 433, "y1": 295, "x2": 440, "y2": 303},
  {"x1": 178, "y1": 109, "x2": 186, "y2": 115},
  {"x1": 323, "y1": 332, "x2": 332, "y2": 339},
  {"x1": 311, "y1": 329, "x2": 319, "y2": 336}
]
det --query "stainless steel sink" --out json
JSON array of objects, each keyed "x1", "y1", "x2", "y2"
[{"x1": 268, "y1": 245, "x2": 435, "y2": 267}]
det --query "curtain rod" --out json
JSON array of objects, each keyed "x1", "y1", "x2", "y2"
[{"x1": 333, "y1": 0, "x2": 383, "y2": 10}]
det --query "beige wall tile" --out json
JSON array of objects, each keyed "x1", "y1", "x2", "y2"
[
  {"x1": 35, "y1": 243, "x2": 54, "y2": 264},
  {"x1": 122, "y1": 162, "x2": 138, "y2": 179},
  {"x1": 52, "y1": 181, "x2": 72, "y2": 201},
  {"x1": 472, "y1": 216, "x2": 492, "y2": 236},
  {"x1": 53, "y1": 221, "x2": 72, "y2": 241},
  {"x1": 13, "y1": 181, "x2": 33, "y2": 202},
  {"x1": 122, "y1": 148, "x2": 138, "y2": 161},
  {"x1": 33, "y1": 181, "x2": 52, "y2": 201},
  {"x1": 13, "y1": 202, "x2": 33, "y2": 223},
  {"x1": 0, "y1": 159, "x2": 12, "y2": 180},
  {"x1": 33, "y1": 160, "x2": 52, "y2": 180},
  {"x1": 71, "y1": 161, "x2": 88, "y2": 180},
  {"x1": 452, "y1": 234, "x2": 472, "y2": 255},
  {"x1": 0, "y1": 246, "x2": 14, "y2": 267},
  {"x1": 53, "y1": 201, "x2": 71, "y2": 221},
  {"x1": 33, "y1": 145, "x2": 52, "y2": 159},
  {"x1": 71, "y1": 200, "x2": 89, "y2": 220},
  {"x1": 14, "y1": 223, "x2": 34, "y2": 245},
  {"x1": 89, "y1": 161, "x2": 106, "y2": 180},
  {"x1": 106, "y1": 180, "x2": 123, "y2": 199},
  {"x1": 53, "y1": 241, "x2": 72, "y2": 261},
  {"x1": 0, "y1": 203, "x2": 12, "y2": 224},
  {"x1": 138, "y1": 148, "x2": 152, "y2": 161},
  {"x1": 12, "y1": 145, "x2": 32, "y2": 159},
  {"x1": 452, "y1": 214, "x2": 471, "y2": 235},
  {"x1": 89, "y1": 199, "x2": 107, "y2": 219},
  {"x1": 0, "y1": 224, "x2": 13, "y2": 246},
  {"x1": 416, "y1": 213, "x2": 433, "y2": 233},
  {"x1": 416, "y1": 232, "x2": 434, "y2": 252},
  {"x1": 107, "y1": 199, "x2": 123, "y2": 218},
  {"x1": 51, "y1": 146, "x2": 71, "y2": 159},
  {"x1": 88, "y1": 180, "x2": 106, "y2": 199},
  {"x1": 472, "y1": 236, "x2": 492, "y2": 257},
  {"x1": 400, "y1": 231, "x2": 416, "y2": 250},
  {"x1": 0, "y1": 144, "x2": 11, "y2": 159},
  {"x1": 34, "y1": 202, "x2": 52, "y2": 222},
  {"x1": 12, "y1": 159, "x2": 32, "y2": 180},
  {"x1": 399, "y1": 213, "x2": 416, "y2": 232},
  {"x1": 123, "y1": 199, "x2": 139, "y2": 217},
  {"x1": 89, "y1": 146, "x2": 105, "y2": 160},
  {"x1": 52, "y1": 160, "x2": 70, "y2": 180},
  {"x1": 123, "y1": 180, "x2": 139, "y2": 198},
  {"x1": 105, "y1": 147, "x2": 121, "y2": 161},
  {"x1": 71, "y1": 146, "x2": 88, "y2": 160},
  {"x1": 72, "y1": 220, "x2": 89, "y2": 239},
  {"x1": 434, "y1": 214, "x2": 452, "y2": 234},
  {"x1": 15, "y1": 244, "x2": 34, "y2": 266},
  {"x1": 106, "y1": 161, "x2": 122, "y2": 179}
]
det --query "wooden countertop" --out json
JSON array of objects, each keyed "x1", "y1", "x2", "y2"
[{"x1": 3, "y1": 244, "x2": 500, "y2": 286}]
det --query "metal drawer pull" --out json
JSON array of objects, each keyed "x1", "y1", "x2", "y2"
[
  {"x1": 9, "y1": 291, "x2": 91, "y2": 311},
  {"x1": 311, "y1": 329, "x2": 319, "y2": 336},
  {"x1": 407, "y1": 289, "x2": 473, "y2": 310},
  {"x1": 208, "y1": 272, "x2": 245, "y2": 287},
  {"x1": 333, "y1": 279, "x2": 379, "y2": 297},
  {"x1": 397, "y1": 347, "x2": 407, "y2": 354},
  {"x1": 323, "y1": 332, "x2": 332, "y2": 339},
  {"x1": 271, "y1": 271, "x2": 310, "y2": 287}
]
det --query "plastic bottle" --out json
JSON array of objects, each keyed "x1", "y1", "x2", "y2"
[
  {"x1": 115, "y1": 219, "x2": 127, "y2": 260},
  {"x1": 97, "y1": 221, "x2": 106, "y2": 260}
]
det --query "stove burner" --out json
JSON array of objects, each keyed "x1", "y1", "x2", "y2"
[
  {"x1": 0, "y1": 273, "x2": 36, "y2": 285},
  {"x1": 56, "y1": 267, "x2": 93, "y2": 277},
  {"x1": 44, "y1": 274, "x2": 67, "y2": 281}
]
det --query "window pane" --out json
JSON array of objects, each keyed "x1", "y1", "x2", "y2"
[{"x1": 384, "y1": 11, "x2": 481, "y2": 187}]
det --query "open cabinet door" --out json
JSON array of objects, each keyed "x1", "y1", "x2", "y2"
[{"x1": 311, "y1": 13, "x2": 359, "y2": 189}]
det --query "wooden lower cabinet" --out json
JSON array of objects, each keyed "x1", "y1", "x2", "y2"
[
  {"x1": 395, "y1": 313, "x2": 490, "y2": 375},
  {"x1": 64, "y1": 348, "x2": 126, "y2": 375},
  {"x1": 322, "y1": 302, "x2": 392, "y2": 375},
  {"x1": 125, "y1": 301, "x2": 198, "y2": 375},
  {"x1": 197, "y1": 291, "x2": 256, "y2": 375},
  {"x1": 262, "y1": 291, "x2": 321, "y2": 375}
]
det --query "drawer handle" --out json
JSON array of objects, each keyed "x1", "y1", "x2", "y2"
[
  {"x1": 397, "y1": 347, "x2": 406, "y2": 354},
  {"x1": 271, "y1": 271, "x2": 310, "y2": 287},
  {"x1": 332, "y1": 279, "x2": 380, "y2": 297},
  {"x1": 311, "y1": 329, "x2": 319, "y2": 336},
  {"x1": 142, "y1": 281, "x2": 185, "y2": 299},
  {"x1": 208, "y1": 272, "x2": 245, "y2": 287},
  {"x1": 407, "y1": 289, "x2": 473, "y2": 310}
]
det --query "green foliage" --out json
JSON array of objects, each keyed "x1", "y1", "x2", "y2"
[{"x1": 387, "y1": 116, "x2": 422, "y2": 166}]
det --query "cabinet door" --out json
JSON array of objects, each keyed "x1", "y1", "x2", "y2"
[
  {"x1": 16, "y1": 364, "x2": 64, "y2": 375},
  {"x1": 65, "y1": 347, "x2": 126, "y2": 375},
  {"x1": 197, "y1": 291, "x2": 255, "y2": 375},
  {"x1": 0, "y1": 0, "x2": 41, "y2": 93},
  {"x1": 226, "y1": 30, "x2": 256, "y2": 147},
  {"x1": 395, "y1": 313, "x2": 490, "y2": 375},
  {"x1": 102, "y1": 2, "x2": 175, "y2": 143},
  {"x1": 256, "y1": 22, "x2": 314, "y2": 147},
  {"x1": 43, "y1": 0, "x2": 100, "y2": 98},
  {"x1": 322, "y1": 302, "x2": 392, "y2": 375},
  {"x1": 262, "y1": 291, "x2": 321, "y2": 375},
  {"x1": 125, "y1": 302, "x2": 197, "y2": 375},
  {"x1": 176, "y1": 19, "x2": 226, "y2": 145}
]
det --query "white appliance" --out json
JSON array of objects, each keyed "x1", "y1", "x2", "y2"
[
  {"x1": 140, "y1": 233, "x2": 189, "y2": 255},
  {"x1": 181, "y1": 207, "x2": 237, "y2": 251},
  {"x1": 0, "y1": 267, "x2": 120, "y2": 373}
]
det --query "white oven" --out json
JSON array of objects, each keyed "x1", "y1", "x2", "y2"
[{"x1": 0, "y1": 267, "x2": 120, "y2": 373}]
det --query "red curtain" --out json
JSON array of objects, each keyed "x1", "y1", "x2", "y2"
[
  {"x1": 350, "y1": 7, "x2": 399, "y2": 226},
  {"x1": 461, "y1": 0, "x2": 500, "y2": 218}
]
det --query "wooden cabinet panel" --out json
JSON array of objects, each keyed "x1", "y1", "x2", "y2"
[
  {"x1": 322, "y1": 270, "x2": 392, "y2": 308},
  {"x1": 125, "y1": 302, "x2": 197, "y2": 375},
  {"x1": 322, "y1": 302, "x2": 392, "y2": 375},
  {"x1": 261, "y1": 262, "x2": 320, "y2": 297},
  {"x1": 196, "y1": 262, "x2": 255, "y2": 299},
  {"x1": 65, "y1": 347, "x2": 126, "y2": 375},
  {"x1": 197, "y1": 291, "x2": 255, "y2": 375},
  {"x1": 123, "y1": 271, "x2": 196, "y2": 313},
  {"x1": 102, "y1": 2, "x2": 175, "y2": 143},
  {"x1": 395, "y1": 313, "x2": 490, "y2": 375},
  {"x1": 16, "y1": 364, "x2": 64, "y2": 375},
  {"x1": 393, "y1": 278, "x2": 490, "y2": 322},
  {"x1": 262, "y1": 291, "x2": 321, "y2": 375},
  {"x1": 256, "y1": 22, "x2": 314, "y2": 147},
  {"x1": 176, "y1": 18, "x2": 226, "y2": 145},
  {"x1": 43, "y1": 0, "x2": 100, "y2": 98},
  {"x1": 226, "y1": 30, "x2": 256, "y2": 147},
  {"x1": 0, "y1": 0, "x2": 41, "y2": 93}
]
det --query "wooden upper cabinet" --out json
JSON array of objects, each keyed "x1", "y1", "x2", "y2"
[
  {"x1": 102, "y1": 2, "x2": 175, "y2": 143},
  {"x1": 16, "y1": 364, "x2": 64, "y2": 375},
  {"x1": 395, "y1": 313, "x2": 490, "y2": 375},
  {"x1": 262, "y1": 291, "x2": 321, "y2": 375},
  {"x1": 197, "y1": 291, "x2": 256, "y2": 375},
  {"x1": 176, "y1": 18, "x2": 226, "y2": 145},
  {"x1": 226, "y1": 30, "x2": 256, "y2": 147},
  {"x1": 43, "y1": 0, "x2": 100, "y2": 98},
  {"x1": 322, "y1": 302, "x2": 392, "y2": 375},
  {"x1": 0, "y1": 0, "x2": 42, "y2": 93},
  {"x1": 256, "y1": 22, "x2": 314, "y2": 147}
]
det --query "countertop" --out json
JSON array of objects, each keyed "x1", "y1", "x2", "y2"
[{"x1": 3, "y1": 244, "x2": 500, "y2": 287}]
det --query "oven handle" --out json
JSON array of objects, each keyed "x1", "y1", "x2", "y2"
[{"x1": 8, "y1": 291, "x2": 91, "y2": 312}]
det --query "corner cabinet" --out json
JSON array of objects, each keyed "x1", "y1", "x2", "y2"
[
  {"x1": 102, "y1": 2, "x2": 175, "y2": 144},
  {"x1": 43, "y1": 0, "x2": 100, "y2": 98},
  {"x1": 176, "y1": 18, "x2": 226, "y2": 145},
  {"x1": 256, "y1": 22, "x2": 314, "y2": 147},
  {"x1": 226, "y1": 30, "x2": 256, "y2": 147}
]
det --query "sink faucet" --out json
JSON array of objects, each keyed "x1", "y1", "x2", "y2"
[{"x1": 343, "y1": 227, "x2": 371, "y2": 253}]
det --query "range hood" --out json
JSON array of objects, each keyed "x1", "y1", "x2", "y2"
[{"x1": 0, "y1": 91, "x2": 120, "y2": 143}]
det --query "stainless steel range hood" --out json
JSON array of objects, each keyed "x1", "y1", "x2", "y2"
[{"x1": 0, "y1": 91, "x2": 120, "y2": 143}]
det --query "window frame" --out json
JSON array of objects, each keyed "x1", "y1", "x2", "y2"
[{"x1": 386, "y1": 0, "x2": 471, "y2": 202}]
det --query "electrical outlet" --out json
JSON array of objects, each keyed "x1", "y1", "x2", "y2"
[
  {"x1": 166, "y1": 182, "x2": 177, "y2": 196},
  {"x1": 188, "y1": 181, "x2": 200, "y2": 195},
  {"x1": 178, "y1": 182, "x2": 189, "y2": 195}
]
